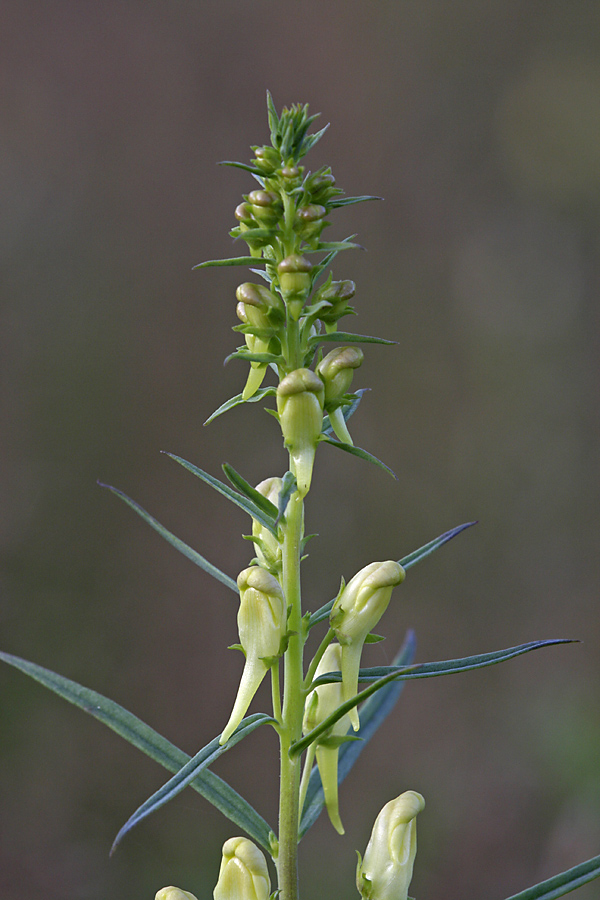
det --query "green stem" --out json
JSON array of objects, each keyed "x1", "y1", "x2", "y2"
[{"x1": 277, "y1": 488, "x2": 305, "y2": 900}]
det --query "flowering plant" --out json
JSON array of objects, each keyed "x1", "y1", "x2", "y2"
[{"x1": 2, "y1": 94, "x2": 599, "y2": 900}]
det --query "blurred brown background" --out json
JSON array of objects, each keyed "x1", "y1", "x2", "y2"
[{"x1": 1, "y1": 2, "x2": 599, "y2": 898}]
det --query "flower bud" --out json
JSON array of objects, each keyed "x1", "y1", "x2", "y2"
[
  {"x1": 220, "y1": 567, "x2": 286, "y2": 744},
  {"x1": 277, "y1": 255, "x2": 313, "y2": 319},
  {"x1": 247, "y1": 190, "x2": 281, "y2": 225},
  {"x1": 316, "y1": 280, "x2": 356, "y2": 330},
  {"x1": 330, "y1": 561, "x2": 405, "y2": 731},
  {"x1": 213, "y1": 837, "x2": 271, "y2": 900},
  {"x1": 276, "y1": 368, "x2": 324, "y2": 497},
  {"x1": 305, "y1": 169, "x2": 336, "y2": 203},
  {"x1": 317, "y1": 347, "x2": 364, "y2": 444},
  {"x1": 356, "y1": 791, "x2": 425, "y2": 900},
  {"x1": 303, "y1": 644, "x2": 351, "y2": 834},
  {"x1": 155, "y1": 888, "x2": 198, "y2": 900},
  {"x1": 253, "y1": 145, "x2": 280, "y2": 174},
  {"x1": 252, "y1": 477, "x2": 282, "y2": 568},
  {"x1": 235, "y1": 202, "x2": 255, "y2": 224}
]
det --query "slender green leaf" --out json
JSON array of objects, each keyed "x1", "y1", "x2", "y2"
[
  {"x1": 312, "y1": 240, "x2": 363, "y2": 252},
  {"x1": 275, "y1": 471, "x2": 297, "y2": 526},
  {"x1": 329, "y1": 195, "x2": 383, "y2": 208},
  {"x1": 203, "y1": 387, "x2": 277, "y2": 426},
  {"x1": 98, "y1": 484, "x2": 238, "y2": 594},
  {"x1": 0, "y1": 652, "x2": 273, "y2": 850},
  {"x1": 400, "y1": 521, "x2": 477, "y2": 570},
  {"x1": 313, "y1": 640, "x2": 575, "y2": 686},
  {"x1": 320, "y1": 437, "x2": 397, "y2": 479},
  {"x1": 112, "y1": 713, "x2": 275, "y2": 853},
  {"x1": 309, "y1": 332, "x2": 396, "y2": 347},
  {"x1": 219, "y1": 160, "x2": 263, "y2": 175},
  {"x1": 302, "y1": 123, "x2": 330, "y2": 154},
  {"x1": 266, "y1": 90, "x2": 279, "y2": 144},
  {"x1": 299, "y1": 631, "x2": 416, "y2": 838},
  {"x1": 222, "y1": 463, "x2": 279, "y2": 519},
  {"x1": 224, "y1": 349, "x2": 282, "y2": 366},
  {"x1": 502, "y1": 853, "x2": 600, "y2": 900},
  {"x1": 292, "y1": 640, "x2": 572, "y2": 756},
  {"x1": 163, "y1": 453, "x2": 278, "y2": 537},
  {"x1": 193, "y1": 257, "x2": 262, "y2": 269}
]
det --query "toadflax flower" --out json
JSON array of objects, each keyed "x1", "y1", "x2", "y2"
[
  {"x1": 236, "y1": 282, "x2": 283, "y2": 400},
  {"x1": 276, "y1": 368, "x2": 324, "y2": 497},
  {"x1": 155, "y1": 888, "x2": 199, "y2": 900},
  {"x1": 302, "y1": 643, "x2": 352, "y2": 834},
  {"x1": 317, "y1": 346, "x2": 364, "y2": 444},
  {"x1": 330, "y1": 560, "x2": 405, "y2": 731},
  {"x1": 356, "y1": 791, "x2": 425, "y2": 900},
  {"x1": 220, "y1": 567, "x2": 286, "y2": 745},
  {"x1": 213, "y1": 837, "x2": 271, "y2": 900}
]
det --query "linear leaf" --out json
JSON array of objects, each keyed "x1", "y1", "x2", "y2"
[
  {"x1": 313, "y1": 640, "x2": 575, "y2": 686},
  {"x1": 222, "y1": 463, "x2": 279, "y2": 519},
  {"x1": 502, "y1": 853, "x2": 600, "y2": 900},
  {"x1": 204, "y1": 387, "x2": 277, "y2": 426},
  {"x1": 266, "y1": 90, "x2": 279, "y2": 143},
  {"x1": 312, "y1": 240, "x2": 363, "y2": 252},
  {"x1": 328, "y1": 195, "x2": 383, "y2": 208},
  {"x1": 320, "y1": 437, "x2": 397, "y2": 479},
  {"x1": 218, "y1": 160, "x2": 263, "y2": 175},
  {"x1": 112, "y1": 713, "x2": 275, "y2": 853},
  {"x1": 224, "y1": 349, "x2": 282, "y2": 366},
  {"x1": 193, "y1": 257, "x2": 262, "y2": 269},
  {"x1": 309, "y1": 332, "x2": 396, "y2": 347},
  {"x1": 399, "y1": 521, "x2": 477, "y2": 570},
  {"x1": 292, "y1": 640, "x2": 572, "y2": 756},
  {"x1": 299, "y1": 631, "x2": 416, "y2": 838},
  {"x1": 0, "y1": 652, "x2": 273, "y2": 850},
  {"x1": 98, "y1": 484, "x2": 238, "y2": 594},
  {"x1": 163, "y1": 453, "x2": 278, "y2": 537}
]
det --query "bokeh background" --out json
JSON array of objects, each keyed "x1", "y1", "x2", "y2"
[{"x1": 1, "y1": 2, "x2": 599, "y2": 899}]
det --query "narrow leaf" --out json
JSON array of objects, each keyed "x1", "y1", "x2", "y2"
[
  {"x1": 502, "y1": 853, "x2": 600, "y2": 900},
  {"x1": 193, "y1": 257, "x2": 262, "y2": 269},
  {"x1": 400, "y1": 521, "x2": 477, "y2": 569},
  {"x1": 302, "y1": 123, "x2": 330, "y2": 153},
  {"x1": 313, "y1": 640, "x2": 575, "y2": 686},
  {"x1": 98, "y1": 484, "x2": 238, "y2": 594},
  {"x1": 224, "y1": 349, "x2": 282, "y2": 366},
  {"x1": 204, "y1": 387, "x2": 277, "y2": 426},
  {"x1": 312, "y1": 240, "x2": 363, "y2": 252},
  {"x1": 112, "y1": 713, "x2": 275, "y2": 853},
  {"x1": 266, "y1": 90, "x2": 280, "y2": 144},
  {"x1": 299, "y1": 631, "x2": 416, "y2": 838},
  {"x1": 219, "y1": 160, "x2": 263, "y2": 175},
  {"x1": 292, "y1": 640, "x2": 572, "y2": 756},
  {"x1": 163, "y1": 453, "x2": 278, "y2": 537},
  {"x1": 222, "y1": 463, "x2": 279, "y2": 519},
  {"x1": 329, "y1": 195, "x2": 383, "y2": 208},
  {"x1": 320, "y1": 437, "x2": 397, "y2": 479},
  {"x1": 0, "y1": 652, "x2": 273, "y2": 849},
  {"x1": 310, "y1": 332, "x2": 396, "y2": 347}
]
